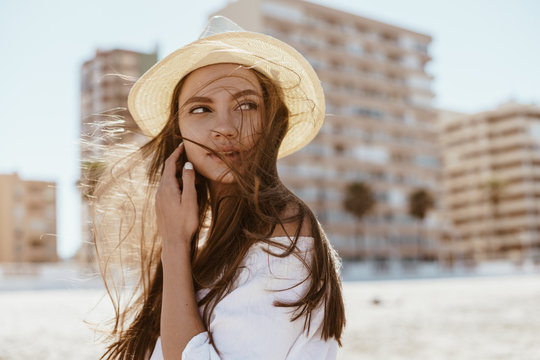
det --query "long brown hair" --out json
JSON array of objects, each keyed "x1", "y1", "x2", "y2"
[{"x1": 93, "y1": 66, "x2": 345, "y2": 359}]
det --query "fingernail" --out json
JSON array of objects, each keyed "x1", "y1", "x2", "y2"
[
  {"x1": 184, "y1": 161, "x2": 193, "y2": 170},
  {"x1": 178, "y1": 142, "x2": 184, "y2": 148}
]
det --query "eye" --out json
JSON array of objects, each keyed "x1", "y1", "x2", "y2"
[
  {"x1": 189, "y1": 106, "x2": 211, "y2": 114},
  {"x1": 236, "y1": 101, "x2": 258, "y2": 111}
]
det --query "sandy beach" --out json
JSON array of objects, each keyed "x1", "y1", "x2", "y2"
[{"x1": 1, "y1": 274, "x2": 539, "y2": 359}]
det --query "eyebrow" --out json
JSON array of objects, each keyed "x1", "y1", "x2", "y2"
[{"x1": 183, "y1": 89, "x2": 261, "y2": 106}]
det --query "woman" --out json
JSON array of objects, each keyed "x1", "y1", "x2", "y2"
[{"x1": 92, "y1": 16, "x2": 345, "y2": 359}]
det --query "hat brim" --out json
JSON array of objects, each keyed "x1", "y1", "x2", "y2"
[{"x1": 127, "y1": 31, "x2": 325, "y2": 158}]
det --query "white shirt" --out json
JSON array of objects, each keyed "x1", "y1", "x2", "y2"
[{"x1": 149, "y1": 236, "x2": 338, "y2": 359}]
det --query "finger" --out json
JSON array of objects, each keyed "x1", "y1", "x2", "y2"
[
  {"x1": 181, "y1": 161, "x2": 197, "y2": 207},
  {"x1": 163, "y1": 143, "x2": 184, "y2": 179}
]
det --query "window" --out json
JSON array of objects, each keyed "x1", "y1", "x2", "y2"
[
  {"x1": 375, "y1": 191, "x2": 388, "y2": 202},
  {"x1": 354, "y1": 107, "x2": 384, "y2": 119},
  {"x1": 353, "y1": 146, "x2": 389, "y2": 164},
  {"x1": 415, "y1": 43, "x2": 428, "y2": 54},
  {"x1": 29, "y1": 219, "x2": 46, "y2": 232},
  {"x1": 346, "y1": 42, "x2": 363, "y2": 56},
  {"x1": 409, "y1": 94, "x2": 432, "y2": 107},
  {"x1": 402, "y1": 55, "x2": 421, "y2": 69},
  {"x1": 530, "y1": 123, "x2": 540, "y2": 140},
  {"x1": 13, "y1": 204, "x2": 24, "y2": 221},
  {"x1": 407, "y1": 76, "x2": 432, "y2": 91},
  {"x1": 414, "y1": 155, "x2": 439, "y2": 168},
  {"x1": 389, "y1": 190, "x2": 406, "y2": 207}
]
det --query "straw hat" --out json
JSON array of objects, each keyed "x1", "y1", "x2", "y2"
[{"x1": 128, "y1": 16, "x2": 325, "y2": 158}]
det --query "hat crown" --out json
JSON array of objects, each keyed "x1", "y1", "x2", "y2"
[
  {"x1": 129, "y1": 15, "x2": 325, "y2": 158},
  {"x1": 199, "y1": 16, "x2": 245, "y2": 39}
]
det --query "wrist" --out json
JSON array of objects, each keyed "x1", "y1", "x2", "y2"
[{"x1": 161, "y1": 238, "x2": 191, "y2": 261}]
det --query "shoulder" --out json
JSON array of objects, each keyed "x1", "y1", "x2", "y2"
[
  {"x1": 236, "y1": 236, "x2": 314, "y2": 302},
  {"x1": 243, "y1": 236, "x2": 314, "y2": 280}
]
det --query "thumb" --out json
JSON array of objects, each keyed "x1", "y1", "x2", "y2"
[{"x1": 181, "y1": 161, "x2": 198, "y2": 208}]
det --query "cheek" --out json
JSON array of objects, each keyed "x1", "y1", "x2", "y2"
[
  {"x1": 183, "y1": 143, "x2": 198, "y2": 162},
  {"x1": 178, "y1": 119, "x2": 188, "y2": 137},
  {"x1": 179, "y1": 121, "x2": 199, "y2": 157},
  {"x1": 179, "y1": 119, "x2": 201, "y2": 141},
  {"x1": 240, "y1": 115, "x2": 263, "y2": 144}
]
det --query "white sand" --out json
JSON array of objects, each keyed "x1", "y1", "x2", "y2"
[
  {"x1": 338, "y1": 275, "x2": 540, "y2": 360},
  {"x1": 0, "y1": 288, "x2": 110, "y2": 359},
  {"x1": 1, "y1": 275, "x2": 539, "y2": 359}
]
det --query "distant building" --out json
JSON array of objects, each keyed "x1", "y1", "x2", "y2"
[
  {"x1": 80, "y1": 48, "x2": 157, "y2": 158},
  {"x1": 440, "y1": 102, "x2": 540, "y2": 265},
  {"x1": 78, "y1": 49, "x2": 157, "y2": 266},
  {"x1": 213, "y1": 0, "x2": 444, "y2": 268},
  {"x1": 0, "y1": 173, "x2": 57, "y2": 263}
]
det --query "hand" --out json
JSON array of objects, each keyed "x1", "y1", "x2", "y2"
[{"x1": 155, "y1": 143, "x2": 199, "y2": 252}]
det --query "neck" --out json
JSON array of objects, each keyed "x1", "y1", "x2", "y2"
[{"x1": 208, "y1": 180, "x2": 237, "y2": 205}]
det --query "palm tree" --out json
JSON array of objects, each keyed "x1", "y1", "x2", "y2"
[
  {"x1": 343, "y1": 182, "x2": 376, "y2": 260},
  {"x1": 408, "y1": 188, "x2": 435, "y2": 263}
]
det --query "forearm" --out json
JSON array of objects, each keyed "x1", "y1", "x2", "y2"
[{"x1": 161, "y1": 241, "x2": 206, "y2": 359}]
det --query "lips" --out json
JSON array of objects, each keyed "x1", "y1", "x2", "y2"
[
  {"x1": 209, "y1": 147, "x2": 241, "y2": 162},
  {"x1": 221, "y1": 151, "x2": 239, "y2": 161}
]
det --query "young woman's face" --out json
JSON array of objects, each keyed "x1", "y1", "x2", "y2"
[{"x1": 178, "y1": 63, "x2": 264, "y2": 184}]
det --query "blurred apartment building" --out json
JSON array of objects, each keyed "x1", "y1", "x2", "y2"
[
  {"x1": 78, "y1": 49, "x2": 157, "y2": 266},
  {"x1": 80, "y1": 49, "x2": 157, "y2": 159},
  {"x1": 214, "y1": 0, "x2": 446, "y2": 266},
  {"x1": 0, "y1": 173, "x2": 57, "y2": 262},
  {"x1": 440, "y1": 102, "x2": 540, "y2": 265}
]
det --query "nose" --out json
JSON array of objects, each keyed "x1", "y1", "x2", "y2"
[{"x1": 211, "y1": 110, "x2": 238, "y2": 139}]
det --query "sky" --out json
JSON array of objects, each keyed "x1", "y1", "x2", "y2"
[{"x1": 1, "y1": 0, "x2": 539, "y2": 259}]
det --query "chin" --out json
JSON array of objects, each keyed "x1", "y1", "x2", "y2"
[{"x1": 203, "y1": 169, "x2": 236, "y2": 185}]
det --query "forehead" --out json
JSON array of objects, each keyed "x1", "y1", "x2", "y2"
[{"x1": 179, "y1": 63, "x2": 262, "y2": 101}]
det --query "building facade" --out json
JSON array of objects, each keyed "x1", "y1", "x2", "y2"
[
  {"x1": 80, "y1": 48, "x2": 157, "y2": 159},
  {"x1": 0, "y1": 173, "x2": 57, "y2": 263},
  {"x1": 213, "y1": 0, "x2": 444, "y2": 267},
  {"x1": 440, "y1": 103, "x2": 540, "y2": 265},
  {"x1": 78, "y1": 49, "x2": 157, "y2": 266}
]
